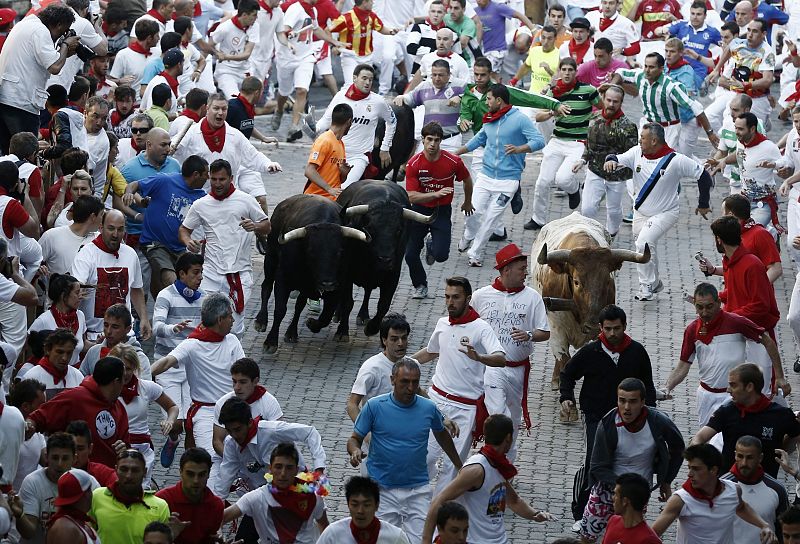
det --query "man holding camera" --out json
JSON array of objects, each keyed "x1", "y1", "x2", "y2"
[{"x1": 47, "y1": 0, "x2": 108, "y2": 91}]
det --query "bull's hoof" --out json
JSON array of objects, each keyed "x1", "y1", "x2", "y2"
[
  {"x1": 551, "y1": 379, "x2": 560, "y2": 391},
  {"x1": 356, "y1": 315, "x2": 367, "y2": 326},
  {"x1": 333, "y1": 332, "x2": 349, "y2": 342},
  {"x1": 263, "y1": 342, "x2": 278, "y2": 355},
  {"x1": 306, "y1": 318, "x2": 323, "y2": 333},
  {"x1": 364, "y1": 320, "x2": 380, "y2": 336},
  {"x1": 284, "y1": 334, "x2": 298, "y2": 344},
  {"x1": 254, "y1": 321, "x2": 267, "y2": 333}
]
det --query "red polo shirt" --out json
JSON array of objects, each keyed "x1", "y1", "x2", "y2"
[
  {"x1": 156, "y1": 483, "x2": 224, "y2": 544},
  {"x1": 741, "y1": 221, "x2": 781, "y2": 268}
]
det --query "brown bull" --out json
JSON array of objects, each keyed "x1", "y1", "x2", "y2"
[{"x1": 530, "y1": 213, "x2": 650, "y2": 390}]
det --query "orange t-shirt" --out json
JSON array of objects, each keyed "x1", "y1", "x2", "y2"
[{"x1": 304, "y1": 130, "x2": 346, "y2": 200}]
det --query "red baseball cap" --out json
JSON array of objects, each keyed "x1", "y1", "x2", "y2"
[
  {"x1": 494, "y1": 243, "x2": 528, "y2": 270},
  {"x1": 55, "y1": 469, "x2": 93, "y2": 507},
  {"x1": 0, "y1": 8, "x2": 15, "y2": 25}
]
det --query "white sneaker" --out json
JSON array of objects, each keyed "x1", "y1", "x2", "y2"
[
  {"x1": 571, "y1": 521, "x2": 582, "y2": 533},
  {"x1": 412, "y1": 285, "x2": 428, "y2": 299},
  {"x1": 635, "y1": 284, "x2": 655, "y2": 301},
  {"x1": 457, "y1": 236, "x2": 471, "y2": 253}
]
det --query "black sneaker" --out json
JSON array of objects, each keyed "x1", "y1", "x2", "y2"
[
  {"x1": 489, "y1": 229, "x2": 507, "y2": 241},
  {"x1": 511, "y1": 187, "x2": 523, "y2": 214},
  {"x1": 794, "y1": 356, "x2": 800, "y2": 373},
  {"x1": 287, "y1": 126, "x2": 303, "y2": 142},
  {"x1": 568, "y1": 191, "x2": 581, "y2": 210},
  {"x1": 523, "y1": 219, "x2": 543, "y2": 231}
]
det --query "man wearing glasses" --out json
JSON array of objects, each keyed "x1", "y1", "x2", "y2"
[{"x1": 117, "y1": 114, "x2": 153, "y2": 166}]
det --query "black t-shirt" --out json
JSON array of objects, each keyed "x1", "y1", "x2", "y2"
[
  {"x1": 226, "y1": 97, "x2": 254, "y2": 139},
  {"x1": 708, "y1": 400, "x2": 800, "y2": 477}
]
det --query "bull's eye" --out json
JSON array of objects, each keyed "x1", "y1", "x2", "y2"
[{"x1": 573, "y1": 279, "x2": 580, "y2": 288}]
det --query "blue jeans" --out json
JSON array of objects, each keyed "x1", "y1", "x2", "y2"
[{"x1": 404, "y1": 204, "x2": 452, "y2": 288}]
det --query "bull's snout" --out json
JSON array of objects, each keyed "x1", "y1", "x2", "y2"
[
  {"x1": 581, "y1": 323, "x2": 599, "y2": 335},
  {"x1": 318, "y1": 281, "x2": 337, "y2": 292}
]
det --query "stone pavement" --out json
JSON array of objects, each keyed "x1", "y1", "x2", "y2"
[{"x1": 147, "y1": 84, "x2": 800, "y2": 543}]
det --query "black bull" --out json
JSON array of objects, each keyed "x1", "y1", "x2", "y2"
[{"x1": 369, "y1": 103, "x2": 415, "y2": 182}]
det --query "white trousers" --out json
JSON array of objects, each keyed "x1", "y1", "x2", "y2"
[
  {"x1": 677, "y1": 120, "x2": 700, "y2": 158},
  {"x1": 750, "y1": 95, "x2": 772, "y2": 124},
  {"x1": 216, "y1": 69, "x2": 245, "y2": 98},
  {"x1": 705, "y1": 88, "x2": 734, "y2": 133},
  {"x1": 787, "y1": 192, "x2": 800, "y2": 350},
  {"x1": 696, "y1": 386, "x2": 731, "y2": 428},
  {"x1": 340, "y1": 52, "x2": 373, "y2": 86},
  {"x1": 745, "y1": 341, "x2": 776, "y2": 397},
  {"x1": 581, "y1": 171, "x2": 627, "y2": 236},
  {"x1": 130, "y1": 441, "x2": 155, "y2": 487},
  {"x1": 484, "y1": 365, "x2": 525, "y2": 462},
  {"x1": 427, "y1": 390, "x2": 475, "y2": 496},
  {"x1": 155, "y1": 365, "x2": 191, "y2": 419},
  {"x1": 377, "y1": 484, "x2": 431, "y2": 544},
  {"x1": 343, "y1": 153, "x2": 370, "y2": 188},
  {"x1": 374, "y1": 31, "x2": 410, "y2": 95},
  {"x1": 463, "y1": 175, "x2": 518, "y2": 262},
  {"x1": 189, "y1": 404, "x2": 215, "y2": 456},
  {"x1": 632, "y1": 208, "x2": 680, "y2": 287},
  {"x1": 237, "y1": 168, "x2": 267, "y2": 199},
  {"x1": 201, "y1": 269, "x2": 253, "y2": 335},
  {"x1": 531, "y1": 138, "x2": 584, "y2": 225}
]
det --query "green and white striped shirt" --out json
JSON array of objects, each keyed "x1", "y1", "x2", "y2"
[
  {"x1": 616, "y1": 69, "x2": 704, "y2": 125},
  {"x1": 546, "y1": 81, "x2": 600, "y2": 141}
]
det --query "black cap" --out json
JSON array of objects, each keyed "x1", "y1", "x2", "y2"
[{"x1": 570, "y1": 17, "x2": 591, "y2": 30}]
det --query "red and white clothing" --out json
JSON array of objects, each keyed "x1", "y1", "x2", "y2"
[
  {"x1": 317, "y1": 517, "x2": 410, "y2": 543},
  {"x1": 213, "y1": 388, "x2": 283, "y2": 427},
  {"x1": 155, "y1": 483, "x2": 225, "y2": 544},
  {"x1": 457, "y1": 452, "x2": 508, "y2": 544},
  {"x1": 109, "y1": 45, "x2": 153, "y2": 98},
  {"x1": 778, "y1": 127, "x2": 800, "y2": 353},
  {"x1": 736, "y1": 135, "x2": 779, "y2": 201},
  {"x1": 235, "y1": 484, "x2": 326, "y2": 543},
  {"x1": 252, "y1": 4, "x2": 284, "y2": 81},
  {"x1": 275, "y1": 1, "x2": 318, "y2": 95},
  {"x1": 674, "y1": 479, "x2": 739, "y2": 544},
  {"x1": 29, "y1": 308, "x2": 87, "y2": 367},
  {"x1": 131, "y1": 10, "x2": 168, "y2": 40},
  {"x1": 121, "y1": 376, "x2": 163, "y2": 483},
  {"x1": 87, "y1": 129, "x2": 110, "y2": 197},
  {"x1": 47, "y1": 7, "x2": 105, "y2": 90},
  {"x1": 25, "y1": 361, "x2": 83, "y2": 399},
  {"x1": 71, "y1": 237, "x2": 144, "y2": 334},
  {"x1": 418, "y1": 51, "x2": 471, "y2": 83},
  {"x1": 585, "y1": 11, "x2": 640, "y2": 58},
  {"x1": 558, "y1": 38, "x2": 595, "y2": 64},
  {"x1": 182, "y1": 188, "x2": 267, "y2": 334},
  {"x1": 212, "y1": 17, "x2": 261, "y2": 97},
  {"x1": 721, "y1": 470, "x2": 787, "y2": 544},
  {"x1": 329, "y1": 7, "x2": 384, "y2": 86},
  {"x1": 634, "y1": 0, "x2": 682, "y2": 41},
  {"x1": 141, "y1": 74, "x2": 178, "y2": 115},
  {"x1": 405, "y1": 150, "x2": 470, "y2": 208}
]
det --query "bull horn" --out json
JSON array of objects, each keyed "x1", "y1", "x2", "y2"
[
  {"x1": 402, "y1": 208, "x2": 435, "y2": 224},
  {"x1": 278, "y1": 227, "x2": 307, "y2": 244},
  {"x1": 345, "y1": 204, "x2": 369, "y2": 217},
  {"x1": 537, "y1": 244, "x2": 572, "y2": 266},
  {"x1": 610, "y1": 243, "x2": 651, "y2": 264},
  {"x1": 341, "y1": 226, "x2": 369, "y2": 242},
  {"x1": 543, "y1": 297, "x2": 578, "y2": 312}
]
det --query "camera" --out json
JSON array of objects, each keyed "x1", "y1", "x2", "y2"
[{"x1": 58, "y1": 29, "x2": 96, "y2": 62}]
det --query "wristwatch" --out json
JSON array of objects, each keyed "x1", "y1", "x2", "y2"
[{"x1": 526, "y1": 330, "x2": 533, "y2": 341}]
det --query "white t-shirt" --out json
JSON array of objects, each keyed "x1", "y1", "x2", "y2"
[
  {"x1": 317, "y1": 517, "x2": 410, "y2": 543},
  {"x1": 123, "y1": 378, "x2": 163, "y2": 434},
  {"x1": 169, "y1": 335, "x2": 246, "y2": 403},
  {"x1": 253, "y1": 6, "x2": 284, "y2": 63},
  {"x1": 48, "y1": 8, "x2": 104, "y2": 90},
  {"x1": 0, "y1": 274, "x2": 19, "y2": 303},
  {"x1": 29, "y1": 309, "x2": 87, "y2": 367},
  {"x1": 585, "y1": 11, "x2": 639, "y2": 56},
  {"x1": 182, "y1": 190, "x2": 267, "y2": 276},
  {"x1": 24, "y1": 364, "x2": 84, "y2": 399},
  {"x1": 39, "y1": 225, "x2": 95, "y2": 276},
  {"x1": 212, "y1": 18, "x2": 260, "y2": 74},
  {"x1": 736, "y1": 138, "x2": 780, "y2": 195},
  {"x1": 13, "y1": 432, "x2": 46, "y2": 492},
  {"x1": 276, "y1": 2, "x2": 318, "y2": 60},
  {"x1": 350, "y1": 352, "x2": 395, "y2": 404},
  {"x1": 109, "y1": 47, "x2": 151, "y2": 98},
  {"x1": 20, "y1": 467, "x2": 58, "y2": 544},
  {"x1": 675, "y1": 478, "x2": 738, "y2": 544},
  {"x1": 427, "y1": 315, "x2": 505, "y2": 399},
  {"x1": 140, "y1": 74, "x2": 178, "y2": 115},
  {"x1": 236, "y1": 485, "x2": 326, "y2": 544},
  {"x1": 419, "y1": 51, "x2": 471, "y2": 82},
  {"x1": 70, "y1": 241, "x2": 144, "y2": 333},
  {"x1": 86, "y1": 130, "x2": 110, "y2": 196},
  {"x1": 0, "y1": 16, "x2": 60, "y2": 114},
  {"x1": 0, "y1": 404, "x2": 24, "y2": 489},
  {"x1": 213, "y1": 389, "x2": 283, "y2": 426},
  {"x1": 317, "y1": 89, "x2": 396, "y2": 156}
]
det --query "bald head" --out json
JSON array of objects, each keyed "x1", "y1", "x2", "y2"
[
  {"x1": 173, "y1": 0, "x2": 194, "y2": 15},
  {"x1": 145, "y1": 128, "x2": 172, "y2": 166},
  {"x1": 101, "y1": 209, "x2": 126, "y2": 251},
  {"x1": 735, "y1": 0, "x2": 754, "y2": 26},
  {"x1": 435, "y1": 28, "x2": 455, "y2": 53}
]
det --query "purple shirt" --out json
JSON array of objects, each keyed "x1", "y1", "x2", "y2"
[
  {"x1": 576, "y1": 58, "x2": 628, "y2": 88},
  {"x1": 475, "y1": 1, "x2": 515, "y2": 53}
]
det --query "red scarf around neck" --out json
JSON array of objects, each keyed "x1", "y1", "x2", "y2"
[
  {"x1": 735, "y1": 394, "x2": 771, "y2": 418},
  {"x1": 352, "y1": 5, "x2": 372, "y2": 24},
  {"x1": 695, "y1": 311, "x2": 724, "y2": 344},
  {"x1": 350, "y1": 518, "x2": 381, "y2": 544},
  {"x1": 599, "y1": 16, "x2": 615, "y2": 31},
  {"x1": 492, "y1": 277, "x2": 524, "y2": 294},
  {"x1": 188, "y1": 325, "x2": 226, "y2": 342},
  {"x1": 426, "y1": 18, "x2": 445, "y2": 30},
  {"x1": 47, "y1": 507, "x2": 98, "y2": 538},
  {"x1": 109, "y1": 480, "x2": 146, "y2": 507},
  {"x1": 131, "y1": 137, "x2": 142, "y2": 152},
  {"x1": 180, "y1": 109, "x2": 201, "y2": 122},
  {"x1": 237, "y1": 94, "x2": 256, "y2": 118},
  {"x1": 246, "y1": 384, "x2": 268, "y2": 403},
  {"x1": 109, "y1": 109, "x2": 131, "y2": 127},
  {"x1": 258, "y1": 0, "x2": 274, "y2": 14},
  {"x1": 128, "y1": 40, "x2": 152, "y2": 57},
  {"x1": 681, "y1": 478, "x2": 724, "y2": 508},
  {"x1": 552, "y1": 78, "x2": 577, "y2": 98},
  {"x1": 598, "y1": 332, "x2": 632, "y2": 353},
  {"x1": 237, "y1": 416, "x2": 261, "y2": 451},
  {"x1": 667, "y1": 58, "x2": 690, "y2": 70},
  {"x1": 616, "y1": 406, "x2": 648, "y2": 432},
  {"x1": 345, "y1": 84, "x2": 370, "y2": 101},
  {"x1": 67, "y1": 101, "x2": 84, "y2": 113},
  {"x1": 437, "y1": 51, "x2": 453, "y2": 58},
  {"x1": 601, "y1": 108, "x2": 624, "y2": 125},
  {"x1": 210, "y1": 184, "x2": 235, "y2": 201},
  {"x1": 730, "y1": 462, "x2": 765, "y2": 485},
  {"x1": 92, "y1": 235, "x2": 119, "y2": 258},
  {"x1": 200, "y1": 118, "x2": 226, "y2": 153},
  {"x1": 642, "y1": 143, "x2": 675, "y2": 160},
  {"x1": 272, "y1": 485, "x2": 317, "y2": 523},
  {"x1": 159, "y1": 70, "x2": 179, "y2": 96},
  {"x1": 479, "y1": 445, "x2": 517, "y2": 480},
  {"x1": 121, "y1": 374, "x2": 140, "y2": 404},
  {"x1": 51, "y1": 305, "x2": 79, "y2": 335},
  {"x1": 231, "y1": 15, "x2": 250, "y2": 31},
  {"x1": 482, "y1": 104, "x2": 512, "y2": 125},
  {"x1": 568, "y1": 38, "x2": 591, "y2": 63},
  {"x1": 38, "y1": 356, "x2": 68, "y2": 385},
  {"x1": 147, "y1": 8, "x2": 167, "y2": 23},
  {"x1": 743, "y1": 132, "x2": 768, "y2": 148},
  {"x1": 194, "y1": 2, "x2": 202, "y2": 16},
  {"x1": 449, "y1": 306, "x2": 480, "y2": 326}
]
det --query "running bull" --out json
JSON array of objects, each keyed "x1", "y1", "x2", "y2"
[{"x1": 530, "y1": 213, "x2": 650, "y2": 389}]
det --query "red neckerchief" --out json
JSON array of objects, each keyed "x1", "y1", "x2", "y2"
[
  {"x1": 237, "y1": 94, "x2": 256, "y2": 118},
  {"x1": 681, "y1": 478, "x2": 724, "y2": 508},
  {"x1": 109, "y1": 110, "x2": 129, "y2": 127},
  {"x1": 67, "y1": 101, "x2": 84, "y2": 113},
  {"x1": 599, "y1": 13, "x2": 616, "y2": 31},
  {"x1": 231, "y1": 15, "x2": 250, "y2": 31},
  {"x1": 258, "y1": 0, "x2": 273, "y2": 14},
  {"x1": 128, "y1": 40, "x2": 152, "y2": 57},
  {"x1": 188, "y1": 325, "x2": 226, "y2": 342},
  {"x1": 426, "y1": 18, "x2": 444, "y2": 30},
  {"x1": 643, "y1": 143, "x2": 675, "y2": 160},
  {"x1": 131, "y1": 138, "x2": 141, "y2": 152},
  {"x1": 99, "y1": 346, "x2": 111, "y2": 358},
  {"x1": 345, "y1": 84, "x2": 370, "y2": 101},
  {"x1": 735, "y1": 394, "x2": 771, "y2": 418},
  {"x1": 552, "y1": 78, "x2": 577, "y2": 98},
  {"x1": 602, "y1": 108, "x2": 624, "y2": 125},
  {"x1": 92, "y1": 235, "x2": 119, "y2": 258},
  {"x1": 350, "y1": 518, "x2": 381, "y2": 544},
  {"x1": 616, "y1": 406, "x2": 649, "y2": 432},
  {"x1": 668, "y1": 58, "x2": 690, "y2": 70},
  {"x1": 695, "y1": 311, "x2": 723, "y2": 344},
  {"x1": 568, "y1": 38, "x2": 591, "y2": 63},
  {"x1": 482, "y1": 104, "x2": 513, "y2": 124},
  {"x1": 180, "y1": 109, "x2": 201, "y2": 122},
  {"x1": 210, "y1": 184, "x2": 235, "y2": 201},
  {"x1": 599, "y1": 332, "x2": 632, "y2": 353},
  {"x1": 181, "y1": 38, "x2": 189, "y2": 47},
  {"x1": 47, "y1": 507, "x2": 98, "y2": 538},
  {"x1": 237, "y1": 416, "x2": 262, "y2": 451},
  {"x1": 730, "y1": 462, "x2": 765, "y2": 485},
  {"x1": 109, "y1": 480, "x2": 146, "y2": 507},
  {"x1": 159, "y1": 70, "x2": 179, "y2": 96},
  {"x1": 38, "y1": 356, "x2": 68, "y2": 385},
  {"x1": 200, "y1": 118, "x2": 225, "y2": 152},
  {"x1": 352, "y1": 5, "x2": 371, "y2": 25},
  {"x1": 272, "y1": 484, "x2": 317, "y2": 521},
  {"x1": 743, "y1": 132, "x2": 768, "y2": 148},
  {"x1": 101, "y1": 21, "x2": 115, "y2": 37},
  {"x1": 479, "y1": 445, "x2": 517, "y2": 480},
  {"x1": 51, "y1": 305, "x2": 79, "y2": 335},
  {"x1": 88, "y1": 68, "x2": 107, "y2": 91},
  {"x1": 246, "y1": 385, "x2": 268, "y2": 403},
  {"x1": 194, "y1": 2, "x2": 202, "y2": 16},
  {"x1": 449, "y1": 306, "x2": 480, "y2": 325},
  {"x1": 121, "y1": 374, "x2": 139, "y2": 404},
  {"x1": 147, "y1": 8, "x2": 167, "y2": 23},
  {"x1": 492, "y1": 277, "x2": 524, "y2": 294},
  {"x1": 437, "y1": 51, "x2": 453, "y2": 58}
]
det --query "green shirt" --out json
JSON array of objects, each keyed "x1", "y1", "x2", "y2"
[
  {"x1": 545, "y1": 81, "x2": 600, "y2": 141},
  {"x1": 445, "y1": 14, "x2": 477, "y2": 66},
  {"x1": 90, "y1": 487, "x2": 170, "y2": 544},
  {"x1": 145, "y1": 105, "x2": 170, "y2": 131},
  {"x1": 460, "y1": 84, "x2": 560, "y2": 133}
]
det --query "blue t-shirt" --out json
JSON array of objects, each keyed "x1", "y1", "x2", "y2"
[
  {"x1": 354, "y1": 393, "x2": 445, "y2": 488},
  {"x1": 120, "y1": 153, "x2": 182, "y2": 236},
  {"x1": 725, "y1": 2, "x2": 788, "y2": 43},
  {"x1": 141, "y1": 58, "x2": 165, "y2": 86},
  {"x1": 475, "y1": 1, "x2": 515, "y2": 53},
  {"x1": 138, "y1": 172, "x2": 207, "y2": 251},
  {"x1": 667, "y1": 21, "x2": 721, "y2": 89}
]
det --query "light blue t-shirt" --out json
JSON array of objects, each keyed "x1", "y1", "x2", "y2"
[
  {"x1": 141, "y1": 58, "x2": 165, "y2": 86},
  {"x1": 354, "y1": 393, "x2": 445, "y2": 488}
]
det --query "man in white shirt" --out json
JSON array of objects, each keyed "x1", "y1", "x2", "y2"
[
  {"x1": 0, "y1": 389, "x2": 25, "y2": 494},
  {"x1": 40, "y1": 196, "x2": 103, "y2": 276},
  {"x1": 130, "y1": 0, "x2": 174, "y2": 41},
  {"x1": 179, "y1": 159, "x2": 271, "y2": 335},
  {"x1": 209, "y1": 0, "x2": 260, "y2": 98},
  {"x1": 47, "y1": 0, "x2": 108, "y2": 90},
  {"x1": 250, "y1": 0, "x2": 283, "y2": 86},
  {"x1": 84, "y1": 96, "x2": 110, "y2": 196},
  {"x1": 413, "y1": 275, "x2": 506, "y2": 494},
  {"x1": 586, "y1": 0, "x2": 640, "y2": 64},
  {"x1": 407, "y1": 28, "x2": 470, "y2": 90},
  {"x1": 109, "y1": 19, "x2": 161, "y2": 98}
]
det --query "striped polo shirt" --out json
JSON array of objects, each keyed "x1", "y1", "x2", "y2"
[
  {"x1": 404, "y1": 78, "x2": 467, "y2": 137},
  {"x1": 549, "y1": 81, "x2": 599, "y2": 141},
  {"x1": 616, "y1": 68, "x2": 704, "y2": 125}
]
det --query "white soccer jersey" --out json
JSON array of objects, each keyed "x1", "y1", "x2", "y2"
[
  {"x1": 317, "y1": 518, "x2": 410, "y2": 543},
  {"x1": 213, "y1": 389, "x2": 283, "y2": 426},
  {"x1": 419, "y1": 51, "x2": 471, "y2": 82},
  {"x1": 212, "y1": 18, "x2": 260, "y2": 75},
  {"x1": 585, "y1": 11, "x2": 639, "y2": 55},
  {"x1": 169, "y1": 335, "x2": 246, "y2": 403},
  {"x1": 277, "y1": 2, "x2": 318, "y2": 60},
  {"x1": 317, "y1": 90, "x2": 396, "y2": 155}
]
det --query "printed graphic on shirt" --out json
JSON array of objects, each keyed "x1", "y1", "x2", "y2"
[
  {"x1": 479, "y1": 300, "x2": 529, "y2": 346},
  {"x1": 95, "y1": 409, "x2": 118, "y2": 439},
  {"x1": 487, "y1": 482, "x2": 506, "y2": 517},
  {"x1": 167, "y1": 195, "x2": 195, "y2": 222},
  {"x1": 95, "y1": 267, "x2": 130, "y2": 318}
]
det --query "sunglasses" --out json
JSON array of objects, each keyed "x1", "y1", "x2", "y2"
[
  {"x1": 118, "y1": 448, "x2": 146, "y2": 462},
  {"x1": 130, "y1": 127, "x2": 150, "y2": 134}
]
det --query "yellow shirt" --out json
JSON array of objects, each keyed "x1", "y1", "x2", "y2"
[
  {"x1": 102, "y1": 165, "x2": 127, "y2": 201},
  {"x1": 329, "y1": 8, "x2": 384, "y2": 57},
  {"x1": 524, "y1": 45, "x2": 560, "y2": 94},
  {"x1": 90, "y1": 487, "x2": 170, "y2": 544}
]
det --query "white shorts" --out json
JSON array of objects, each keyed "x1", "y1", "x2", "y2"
[
  {"x1": 276, "y1": 55, "x2": 315, "y2": 97},
  {"x1": 314, "y1": 42, "x2": 333, "y2": 76},
  {"x1": 484, "y1": 50, "x2": 507, "y2": 73},
  {"x1": 377, "y1": 484, "x2": 431, "y2": 543},
  {"x1": 188, "y1": 403, "x2": 215, "y2": 456},
  {"x1": 201, "y1": 269, "x2": 253, "y2": 336},
  {"x1": 155, "y1": 365, "x2": 191, "y2": 419}
]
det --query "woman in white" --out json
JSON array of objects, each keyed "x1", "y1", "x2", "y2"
[
  {"x1": 112, "y1": 344, "x2": 179, "y2": 486},
  {"x1": 29, "y1": 274, "x2": 90, "y2": 367}
]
